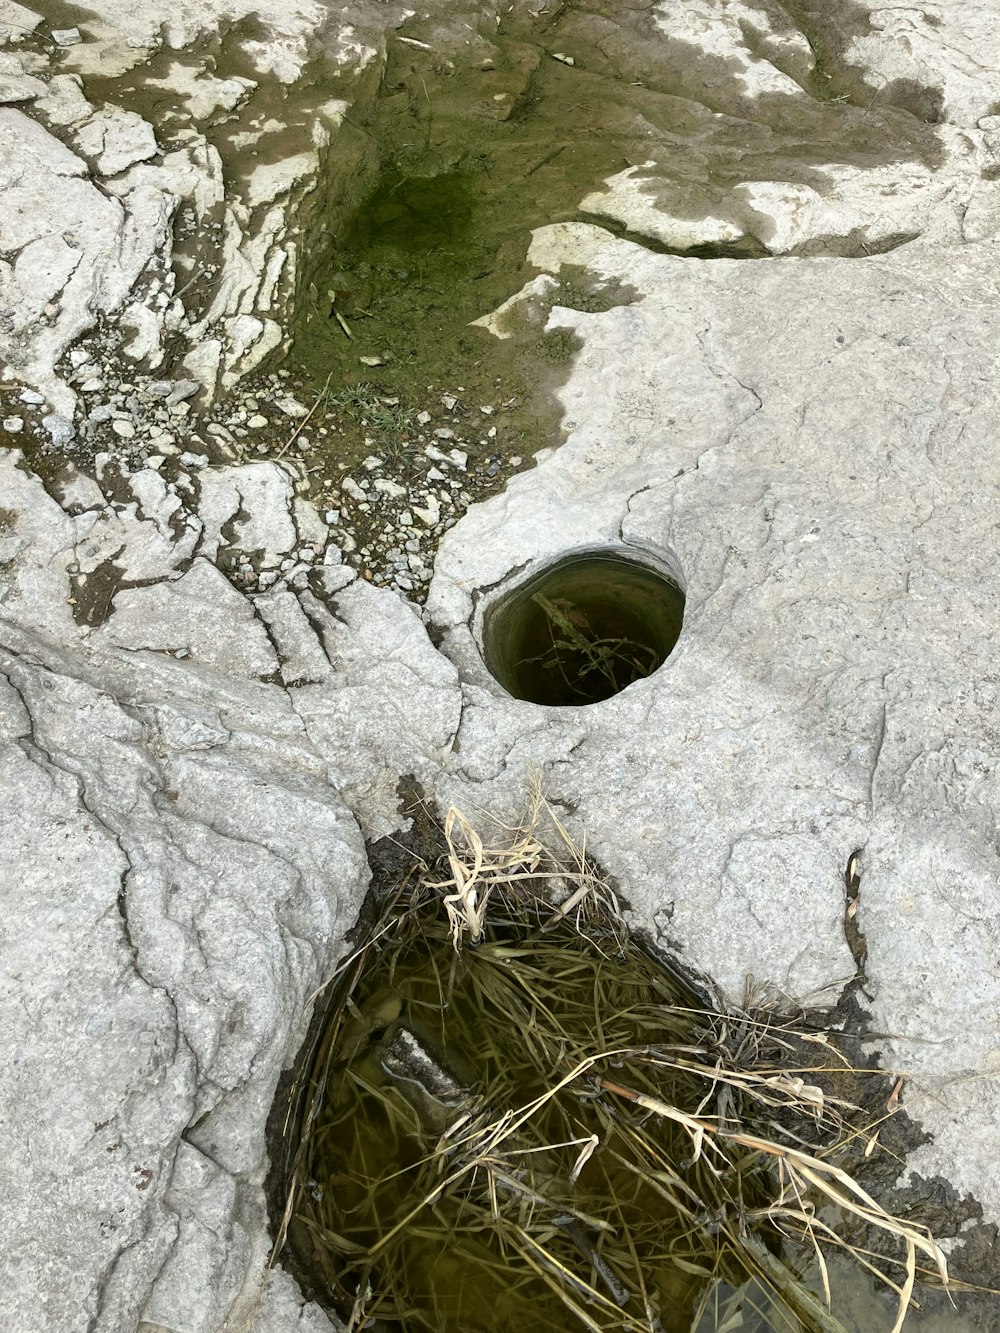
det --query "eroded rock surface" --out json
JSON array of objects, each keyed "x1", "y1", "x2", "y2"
[
  {"x1": 3, "y1": 0, "x2": 1000, "y2": 1329},
  {"x1": 0, "y1": 449, "x2": 459, "y2": 1331}
]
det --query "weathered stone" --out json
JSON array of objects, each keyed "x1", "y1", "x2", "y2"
[
  {"x1": 4, "y1": 0, "x2": 1000, "y2": 1326},
  {"x1": 0, "y1": 447, "x2": 459, "y2": 1330},
  {"x1": 430, "y1": 217, "x2": 1000, "y2": 1230},
  {"x1": 40, "y1": 411, "x2": 74, "y2": 444}
]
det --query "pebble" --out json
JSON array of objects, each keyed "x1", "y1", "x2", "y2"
[
  {"x1": 359, "y1": 355, "x2": 385, "y2": 367},
  {"x1": 248, "y1": 414, "x2": 268, "y2": 428},
  {"x1": 179, "y1": 452, "x2": 208, "y2": 468},
  {"x1": 449, "y1": 449, "x2": 468, "y2": 470},
  {"x1": 441, "y1": 394, "x2": 458, "y2": 410},
  {"x1": 2, "y1": 417, "x2": 23, "y2": 433},
  {"x1": 111, "y1": 419, "x2": 135, "y2": 439},
  {"x1": 69, "y1": 348, "x2": 91, "y2": 367},
  {"x1": 52, "y1": 28, "x2": 82, "y2": 46},
  {"x1": 433, "y1": 427, "x2": 455, "y2": 440},
  {"x1": 416, "y1": 410, "x2": 432, "y2": 425},
  {"x1": 342, "y1": 477, "x2": 366, "y2": 501},
  {"x1": 169, "y1": 402, "x2": 191, "y2": 418},
  {"x1": 166, "y1": 379, "x2": 200, "y2": 406},
  {"x1": 374, "y1": 478, "x2": 407, "y2": 499},
  {"x1": 147, "y1": 381, "x2": 173, "y2": 398},
  {"x1": 20, "y1": 389, "x2": 44, "y2": 405},
  {"x1": 42, "y1": 414, "x2": 74, "y2": 445},
  {"x1": 81, "y1": 378, "x2": 104, "y2": 393},
  {"x1": 275, "y1": 394, "x2": 308, "y2": 417}
]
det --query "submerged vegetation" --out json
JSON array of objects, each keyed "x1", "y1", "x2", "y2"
[
  {"x1": 518, "y1": 593, "x2": 661, "y2": 702},
  {"x1": 273, "y1": 788, "x2": 953, "y2": 1332}
]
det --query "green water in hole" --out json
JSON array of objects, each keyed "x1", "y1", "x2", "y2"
[{"x1": 482, "y1": 551, "x2": 686, "y2": 707}]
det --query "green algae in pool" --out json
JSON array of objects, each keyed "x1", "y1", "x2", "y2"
[{"x1": 482, "y1": 549, "x2": 685, "y2": 706}]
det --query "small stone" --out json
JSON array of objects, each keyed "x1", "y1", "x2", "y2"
[
  {"x1": 399, "y1": 510, "x2": 413, "y2": 527},
  {"x1": 449, "y1": 449, "x2": 468, "y2": 470},
  {"x1": 413, "y1": 498, "x2": 441, "y2": 527},
  {"x1": 248, "y1": 414, "x2": 268, "y2": 428},
  {"x1": 342, "y1": 477, "x2": 366, "y2": 501},
  {"x1": 179, "y1": 452, "x2": 208, "y2": 468},
  {"x1": 111, "y1": 419, "x2": 135, "y2": 439},
  {"x1": 441, "y1": 394, "x2": 458, "y2": 410},
  {"x1": 52, "y1": 28, "x2": 82, "y2": 46},
  {"x1": 89, "y1": 404, "x2": 115, "y2": 423},
  {"x1": 147, "y1": 381, "x2": 173, "y2": 398},
  {"x1": 359, "y1": 355, "x2": 384, "y2": 367},
  {"x1": 81, "y1": 379, "x2": 104, "y2": 394},
  {"x1": 510, "y1": 454, "x2": 522, "y2": 466},
  {"x1": 416, "y1": 410, "x2": 432, "y2": 425},
  {"x1": 434, "y1": 427, "x2": 455, "y2": 440},
  {"x1": 374, "y1": 478, "x2": 407, "y2": 499},
  {"x1": 69, "y1": 348, "x2": 91, "y2": 367},
  {"x1": 2, "y1": 417, "x2": 24, "y2": 433},
  {"x1": 488, "y1": 426, "x2": 498, "y2": 439},
  {"x1": 479, "y1": 405, "x2": 494, "y2": 415},
  {"x1": 148, "y1": 425, "x2": 163, "y2": 439},
  {"x1": 166, "y1": 379, "x2": 200, "y2": 406},
  {"x1": 169, "y1": 401, "x2": 191, "y2": 418},
  {"x1": 274, "y1": 394, "x2": 307, "y2": 418},
  {"x1": 324, "y1": 509, "x2": 341, "y2": 525},
  {"x1": 361, "y1": 455, "x2": 383, "y2": 471},
  {"x1": 552, "y1": 52, "x2": 575, "y2": 65},
  {"x1": 42, "y1": 413, "x2": 75, "y2": 446},
  {"x1": 20, "y1": 390, "x2": 44, "y2": 406}
]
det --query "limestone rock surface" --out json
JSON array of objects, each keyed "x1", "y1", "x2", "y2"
[
  {"x1": 431, "y1": 226, "x2": 1000, "y2": 1237},
  {"x1": 4, "y1": 0, "x2": 1000, "y2": 1329},
  {"x1": 0, "y1": 449, "x2": 459, "y2": 1332}
]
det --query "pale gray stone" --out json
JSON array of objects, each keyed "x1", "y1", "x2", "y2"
[
  {"x1": 41, "y1": 411, "x2": 74, "y2": 444},
  {"x1": 4, "y1": 0, "x2": 1000, "y2": 1327},
  {"x1": 430, "y1": 221, "x2": 1000, "y2": 1232},
  {"x1": 0, "y1": 448, "x2": 461, "y2": 1328}
]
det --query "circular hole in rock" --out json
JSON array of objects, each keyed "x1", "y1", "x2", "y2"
[{"x1": 480, "y1": 546, "x2": 685, "y2": 706}]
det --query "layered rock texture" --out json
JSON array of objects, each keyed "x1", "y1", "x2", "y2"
[{"x1": 2, "y1": 0, "x2": 1000, "y2": 1329}]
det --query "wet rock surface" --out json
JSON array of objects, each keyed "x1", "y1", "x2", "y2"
[{"x1": 2, "y1": 0, "x2": 1000, "y2": 1329}]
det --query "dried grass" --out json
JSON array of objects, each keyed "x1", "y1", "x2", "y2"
[{"x1": 273, "y1": 787, "x2": 957, "y2": 1332}]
